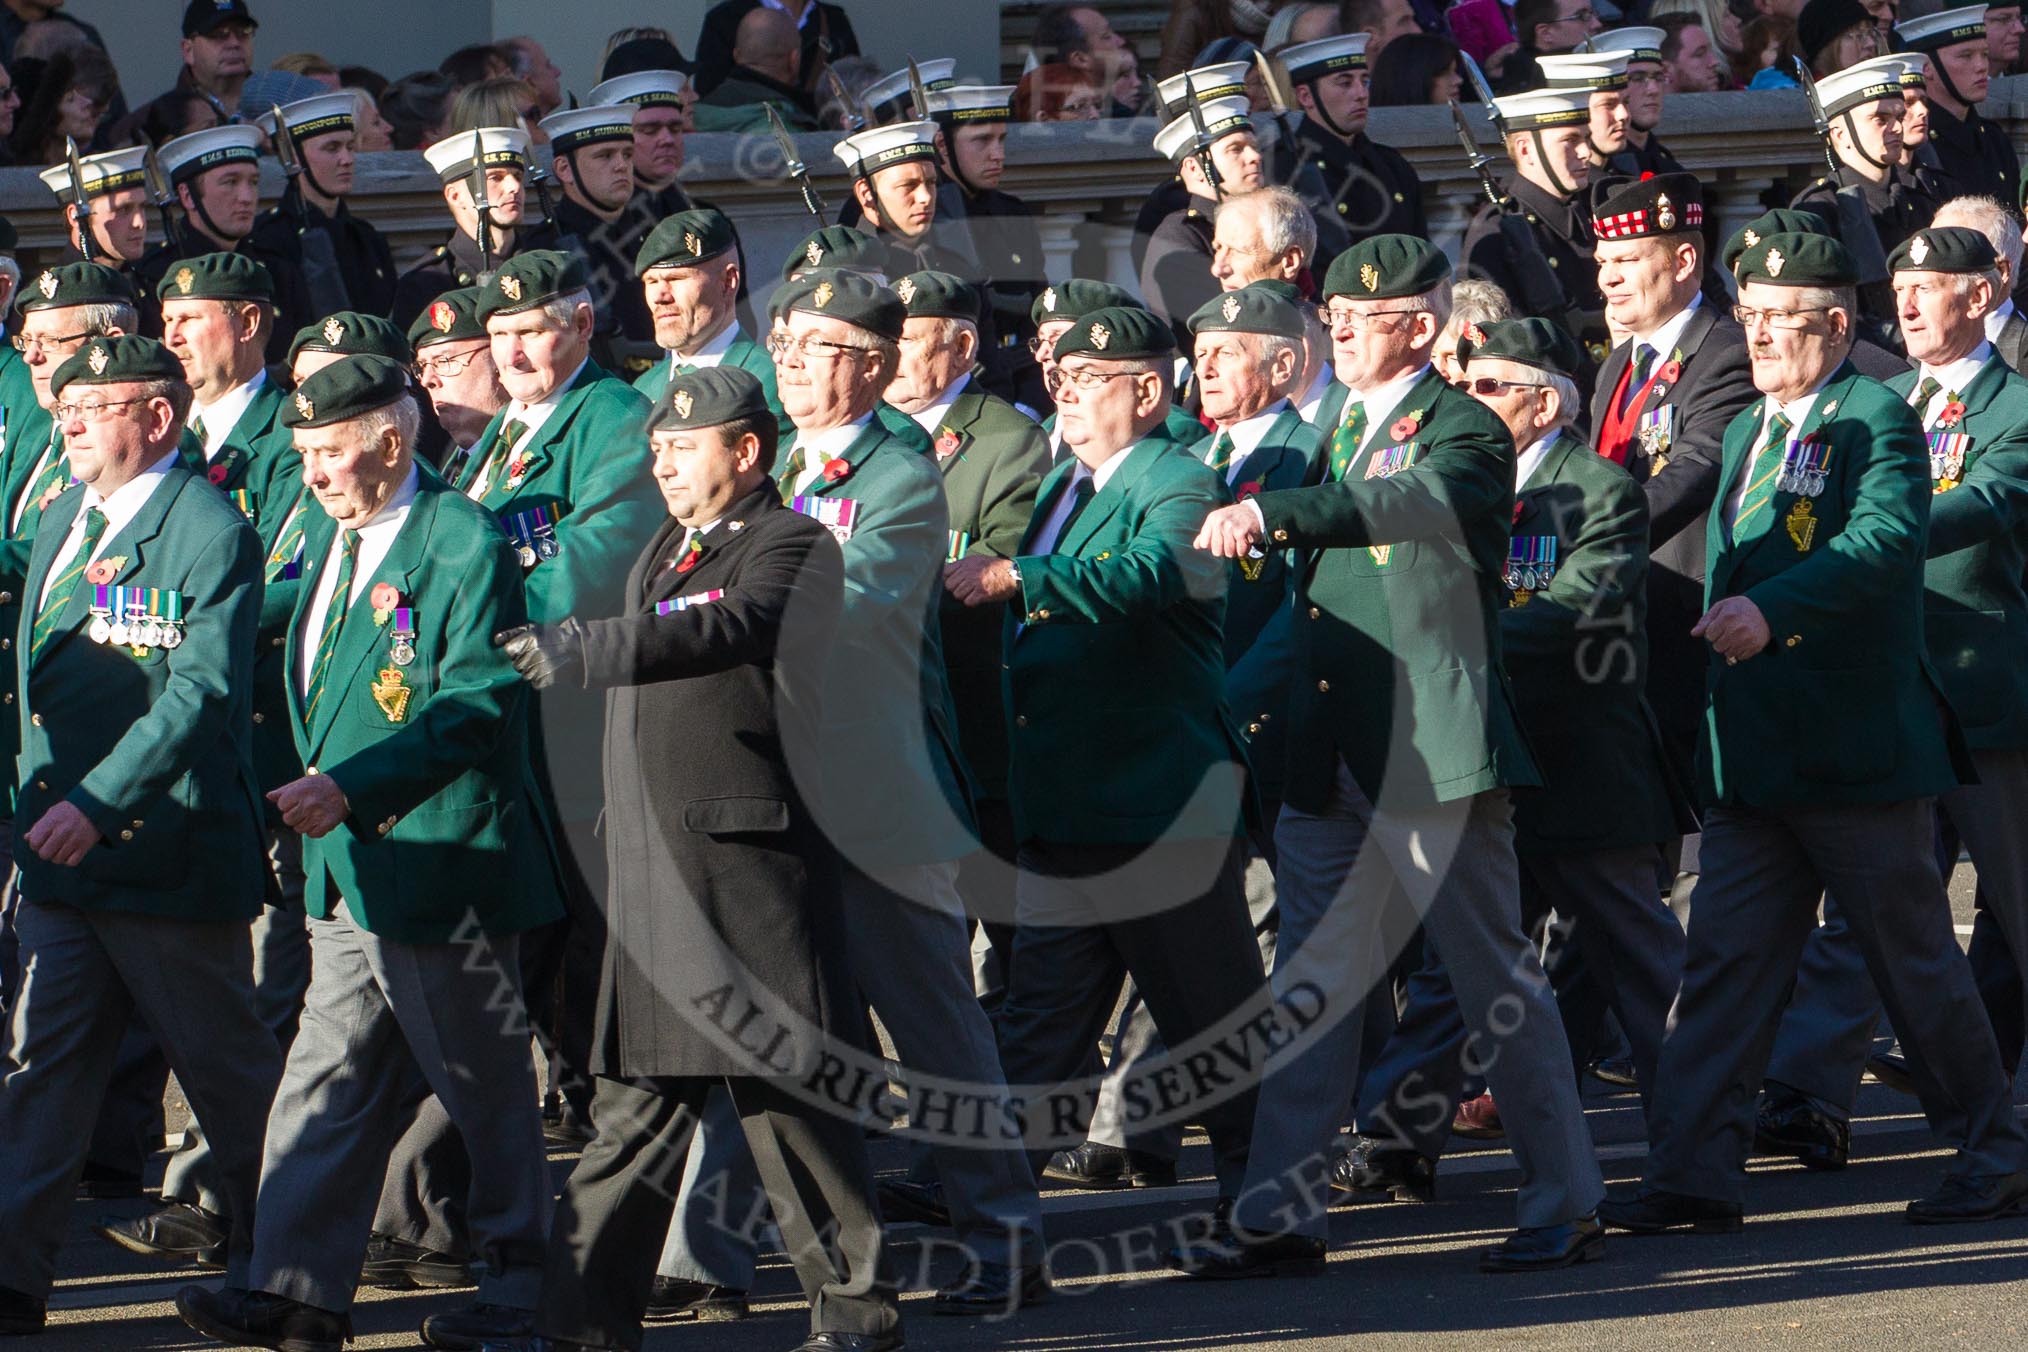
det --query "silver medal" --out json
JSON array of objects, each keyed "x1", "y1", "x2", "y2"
[
  {"x1": 518, "y1": 543, "x2": 537, "y2": 568},
  {"x1": 391, "y1": 638, "x2": 415, "y2": 666},
  {"x1": 88, "y1": 615, "x2": 110, "y2": 644},
  {"x1": 109, "y1": 620, "x2": 129, "y2": 645},
  {"x1": 160, "y1": 624, "x2": 183, "y2": 650}
]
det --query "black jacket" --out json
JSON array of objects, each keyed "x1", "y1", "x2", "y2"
[
  {"x1": 247, "y1": 194, "x2": 397, "y2": 320},
  {"x1": 693, "y1": 0, "x2": 858, "y2": 97}
]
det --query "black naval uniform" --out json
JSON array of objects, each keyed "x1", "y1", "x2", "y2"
[
  {"x1": 1613, "y1": 135, "x2": 1687, "y2": 177},
  {"x1": 954, "y1": 185, "x2": 1046, "y2": 409},
  {"x1": 390, "y1": 220, "x2": 561, "y2": 332},
  {"x1": 1462, "y1": 176, "x2": 1607, "y2": 360},
  {"x1": 549, "y1": 193, "x2": 660, "y2": 381},
  {"x1": 1283, "y1": 113, "x2": 1425, "y2": 264},
  {"x1": 133, "y1": 231, "x2": 316, "y2": 368},
  {"x1": 1140, "y1": 192, "x2": 1219, "y2": 352},
  {"x1": 247, "y1": 195, "x2": 398, "y2": 319},
  {"x1": 1923, "y1": 99, "x2": 2020, "y2": 205},
  {"x1": 1791, "y1": 165, "x2": 1937, "y2": 345}
]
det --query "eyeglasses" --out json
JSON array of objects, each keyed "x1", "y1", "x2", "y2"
[
  {"x1": 53, "y1": 395, "x2": 151, "y2": 423},
  {"x1": 1318, "y1": 306, "x2": 1420, "y2": 332},
  {"x1": 765, "y1": 333, "x2": 870, "y2": 361},
  {"x1": 412, "y1": 348, "x2": 484, "y2": 380},
  {"x1": 1453, "y1": 376, "x2": 1547, "y2": 396},
  {"x1": 1045, "y1": 366, "x2": 1139, "y2": 395},
  {"x1": 1731, "y1": 304, "x2": 1831, "y2": 330},
  {"x1": 1625, "y1": 71, "x2": 1666, "y2": 88},
  {"x1": 12, "y1": 329, "x2": 94, "y2": 355}
]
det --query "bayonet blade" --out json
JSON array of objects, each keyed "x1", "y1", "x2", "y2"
[
  {"x1": 269, "y1": 104, "x2": 301, "y2": 176},
  {"x1": 907, "y1": 54, "x2": 930, "y2": 121},
  {"x1": 765, "y1": 102, "x2": 826, "y2": 218},
  {"x1": 64, "y1": 135, "x2": 95, "y2": 261},
  {"x1": 1253, "y1": 50, "x2": 1290, "y2": 115},
  {"x1": 821, "y1": 65, "x2": 866, "y2": 132},
  {"x1": 1458, "y1": 51, "x2": 1503, "y2": 135},
  {"x1": 1182, "y1": 71, "x2": 1225, "y2": 201}
]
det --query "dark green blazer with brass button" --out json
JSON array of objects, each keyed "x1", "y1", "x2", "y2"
[
  {"x1": 1251, "y1": 368, "x2": 1540, "y2": 810},
  {"x1": 287, "y1": 472, "x2": 562, "y2": 943},
  {"x1": 926, "y1": 376, "x2": 1050, "y2": 802},
  {"x1": 15, "y1": 466, "x2": 267, "y2": 919},
  {"x1": 633, "y1": 327, "x2": 791, "y2": 438},
  {"x1": 1004, "y1": 431, "x2": 1250, "y2": 844},
  {"x1": 1701, "y1": 362, "x2": 1962, "y2": 808},
  {"x1": 1887, "y1": 353, "x2": 2028, "y2": 752},
  {"x1": 1502, "y1": 431, "x2": 1692, "y2": 852},
  {"x1": 199, "y1": 375, "x2": 296, "y2": 531}
]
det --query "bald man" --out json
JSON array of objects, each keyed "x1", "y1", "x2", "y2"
[{"x1": 700, "y1": 7, "x2": 819, "y2": 126}]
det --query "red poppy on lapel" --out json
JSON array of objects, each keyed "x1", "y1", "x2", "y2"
[
  {"x1": 821, "y1": 457, "x2": 852, "y2": 483},
  {"x1": 1657, "y1": 360, "x2": 1681, "y2": 385},
  {"x1": 935, "y1": 429, "x2": 962, "y2": 459},
  {"x1": 1390, "y1": 416, "x2": 1418, "y2": 442},
  {"x1": 370, "y1": 583, "x2": 400, "y2": 625},
  {"x1": 1236, "y1": 480, "x2": 1262, "y2": 500},
  {"x1": 84, "y1": 558, "x2": 119, "y2": 585},
  {"x1": 675, "y1": 536, "x2": 704, "y2": 574},
  {"x1": 1512, "y1": 499, "x2": 1525, "y2": 525},
  {"x1": 207, "y1": 463, "x2": 228, "y2": 485},
  {"x1": 1938, "y1": 401, "x2": 1968, "y2": 429}
]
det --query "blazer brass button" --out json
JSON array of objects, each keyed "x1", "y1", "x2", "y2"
[
  {"x1": 378, "y1": 822, "x2": 390, "y2": 835},
  {"x1": 1036, "y1": 607, "x2": 1049, "y2": 619},
  {"x1": 271, "y1": 636, "x2": 285, "y2": 649},
  {"x1": 1247, "y1": 722, "x2": 1262, "y2": 735},
  {"x1": 1272, "y1": 529, "x2": 1289, "y2": 543},
  {"x1": 3, "y1": 693, "x2": 12, "y2": 705},
  {"x1": 0, "y1": 591, "x2": 13, "y2": 605},
  {"x1": 1317, "y1": 679, "x2": 1330, "y2": 693},
  {"x1": 252, "y1": 712, "x2": 264, "y2": 724},
  {"x1": 34, "y1": 780, "x2": 45, "y2": 791},
  {"x1": 1308, "y1": 606, "x2": 1320, "y2": 619},
  {"x1": 1786, "y1": 634, "x2": 1801, "y2": 647},
  {"x1": 119, "y1": 829, "x2": 133, "y2": 841},
  {"x1": 1, "y1": 638, "x2": 11, "y2": 650},
  {"x1": 1015, "y1": 715, "x2": 1029, "y2": 727},
  {"x1": 29, "y1": 712, "x2": 41, "y2": 725}
]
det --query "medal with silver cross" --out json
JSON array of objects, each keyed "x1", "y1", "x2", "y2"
[{"x1": 389, "y1": 607, "x2": 416, "y2": 667}]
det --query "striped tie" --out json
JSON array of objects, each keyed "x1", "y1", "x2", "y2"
[
  {"x1": 1206, "y1": 431, "x2": 1236, "y2": 477},
  {"x1": 264, "y1": 495, "x2": 310, "y2": 582},
  {"x1": 1732, "y1": 411, "x2": 1794, "y2": 539},
  {"x1": 1909, "y1": 375, "x2": 1942, "y2": 424},
  {"x1": 470, "y1": 419, "x2": 526, "y2": 499},
  {"x1": 302, "y1": 530, "x2": 359, "y2": 726},
  {"x1": 16, "y1": 439, "x2": 69, "y2": 528},
  {"x1": 30, "y1": 506, "x2": 106, "y2": 663},
  {"x1": 188, "y1": 414, "x2": 207, "y2": 447},
  {"x1": 1328, "y1": 400, "x2": 1369, "y2": 481},
  {"x1": 776, "y1": 437, "x2": 807, "y2": 497}
]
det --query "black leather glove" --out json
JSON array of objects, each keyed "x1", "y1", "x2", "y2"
[{"x1": 494, "y1": 618, "x2": 585, "y2": 690}]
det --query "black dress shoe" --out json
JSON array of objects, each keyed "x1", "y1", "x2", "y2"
[
  {"x1": 1168, "y1": 1227, "x2": 1327, "y2": 1280},
  {"x1": 0, "y1": 1284, "x2": 46, "y2": 1336},
  {"x1": 1866, "y1": 1052, "x2": 1919, "y2": 1096},
  {"x1": 645, "y1": 1276, "x2": 748, "y2": 1322},
  {"x1": 1589, "y1": 1057, "x2": 1640, "y2": 1091},
  {"x1": 932, "y1": 1261, "x2": 1049, "y2": 1315},
  {"x1": 1597, "y1": 1187, "x2": 1742, "y2": 1235},
  {"x1": 877, "y1": 1178, "x2": 949, "y2": 1227},
  {"x1": 791, "y1": 1332, "x2": 905, "y2": 1351},
  {"x1": 1755, "y1": 1096, "x2": 1850, "y2": 1171},
  {"x1": 542, "y1": 1114, "x2": 596, "y2": 1149},
  {"x1": 422, "y1": 1302, "x2": 533, "y2": 1349},
  {"x1": 1040, "y1": 1141, "x2": 1177, "y2": 1189},
  {"x1": 75, "y1": 1162, "x2": 146, "y2": 1200},
  {"x1": 360, "y1": 1232, "x2": 473, "y2": 1290},
  {"x1": 97, "y1": 1201, "x2": 228, "y2": 1268},
  {"x1": 175, "y1": 1285, "x2": 351, "y2": 1352},
  {"x1": 1480, "y1": 1212, "x2": 1607, "y2": 1272},
  {"x1": 1907, "y1": 1170, "x2": 2028, "y2": 1224},
  {"x1": 1329, "y1": 1136, "x2": 1436, "y2": 1204}
]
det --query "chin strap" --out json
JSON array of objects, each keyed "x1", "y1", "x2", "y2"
[
  {"x1": 1303, "y1": 79, "x2": 1358, "y2": 141},
  {"x1": 1838, "y1": 110, "x2": 1894, "y2": 174},
  {"x1": 1532, "y1": 129, "x2": 1577, "y2": 200},
  {"x1": 562, "y1": 149, "x2": 628, "y2": 216}
]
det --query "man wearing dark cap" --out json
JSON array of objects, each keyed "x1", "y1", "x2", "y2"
[
  {"x1": 1898, "y1": 6, "x2": 2019, "y2": 205},
  {"x1": 588, "y1": 68, "x2": 696, "y2": 219},
  {"x1": 408, "y1": 287, "x2": 508, "y2": 471},
  {"x1": 173, "y1": 355, "x2": 560, "y2": 1352},
  {"x1": 1028, "y1": 280, "x2": 1205, "y2": 457},
  {"x1": 286, "y1": 311, "x2": 411, "y2": 387},
  {"x1": 538, "y1": 105, "x2": 659, "y2": 378},
  {"x1": 1337, "y1": 317, "x2": 1690, "y2": 1206},
  {"x1": 0, "y1": 334, "x2": 280, "y2": 1337},
  {"x1": 783, "y1": 225, "x2": 890, "y2": 285},
  {"x1": 1720, "y1": 209, "x2": 1911, "y2": 380},
  {"x1": 834, "y1": 120, "x2": 977, "y2": 283},
  {"x1": 1184, "y1": 234, "x2": 1604, "y2": 1277},
  {"x1": 157, "y1": 254, "x2": 293, "y2": 529},
  {"x1": 1601, "y1": 232, "x2": 2028, "y2": 1236},
  {"x1": 1276, "y1": 35, "x2": 1425, "y2": 262},
  {"x1": 1591, "y1": 172, "x2": 1756, "y2": 789},
  {"x1": 251, "y1": 93, "x2": 399, "y2": 321},
  {"x1": 176, "y1": 0, "x2": 258, "y2": 121},
  {"x1": 497, "y1": 362, "x2": 901, "y2": 1352},
  {"x1": 1756, "y1": 225, "x2": 2028, "y2": 1172},
  {"x1": 944, "y1": 301, "x2": 1269, "y2": 1239},
  {"x1": 634, "y1": 209, "x2": 781, "y2": 435}
]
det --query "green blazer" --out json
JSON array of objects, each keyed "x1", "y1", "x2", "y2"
[
  {"x1": 1701, "y1": 363, "x2": 1962, "y2": 808},
  {"x1": 927, "y1": 376, "x2": 1050, "y2": 801},
  {"x1": 1888, "y1": 354, "x2": 2028, "y2": 752},
  {"x1": 1004, "y1": 431, "x2": 1250, "y2": 844},
  {"x1": 777, "y1": 413, "x2": 976, "y2": 868},
  {"x1": 1502, "y1": 432, "x2": 1692, "y2": 852},
  {"x1": 199, "y1": 376, "x2": 297, "y2": 530},
  {"x1": 15, "y1": 468, "x2": 267, "y2": 919},
  {"x1": 633, "y1": 328, "x2": 790, "y2": 437},
  {"x1": 461, "y1": 361, "x2": 659, "y2": 820},
  {"x1": 1310, "y1": 380, "x2": 1351, "y2": 431},
  {"x1": 1252, "y1": 368, "x2": 1540, "y2": 810},
  {"x1": 0, "y1": 345, "x2": 48, "y2": 514},
  {"x1": 287, "y1": 472, "x2": 562, "y2": 942},
  {"x1": 1041, "y1": 404, "x2": 1205, "y2": 451}
]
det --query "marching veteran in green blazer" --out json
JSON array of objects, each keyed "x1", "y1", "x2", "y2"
[
  {"x1": 631, "y1": 209, "x2": 787, "y2": 436},
  {"x1": 175, "y1": 356, "x2": 561, "y2": 1352},
  {"x1": 1603, "y1": 232, "x2": 2028, "y2": 1239},
  {"x1": 1184, "y1": 235, "x2": 1603, "y2": 1279},
  {"x1": 1031, "y1": 278, "x2": 1206, "y2": 456},
  {"x1": 0, "y1": 335, "x2": 281, "y2": 1335}
]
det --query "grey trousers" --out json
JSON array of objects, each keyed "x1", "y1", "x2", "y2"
[
  {"x1": 1355, "y1": 843, "x2": 1685, "y2": 1155},
  {"x1": 248, "y1": 906, "x2": 551, "y2": 1313},
  {"x1": 655, "y1": 860, "x2": 1043, "y2": 1276},
  {"x1": 162, "y1": 828, "x2": 311, "y2": 1213},
  {"x1": 1231, "y1": 763, "x2": 1603, "y2": 1237},
  {"x1": 654, "y1": 1086, "x2": 765, "y2": 1288},
  {"x1": 0, "y1": 898, "x2": 282, "y2": 1296},
  {"x1": 1646, "y1": 800, "x2": 2026, "y2": 1204},
  {"x1": 1086, "y1": 853, "x2": 1280, "y2": 1160},
  {"x1": 1766, "y1": 748, "x2": 2028, "y2": 1125},
  {"x1": 538, "y1": 1074, "x2": 899, "y2": 1352}
]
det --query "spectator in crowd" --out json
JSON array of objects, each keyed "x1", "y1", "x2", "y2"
[
  {"x1": 1800, "y1": 0, "x2": 1880, "y2": 76},
  {"x1": 337, "y1": 64, "x2": 386, "y2": 100},
  {"x1": 0, "y1": 0, "x2": 106, "y2": 68},
  {"x1": 440, "y1": 44, "x2": 513, "y2": 91},
  {"x1": 1265, "y1": 2, "x2": 1341, "y2": 52},
  {"x1": 1660, "y1": 12, "x2": 1727, "y2": 90},
  {"x1": 8, "y1": 43, "x2": 112, "y2": 164},
  {"x1": 698, "y1": 7, "x2": 819, "y2": 130},
  {"x1": 1431, "y1": 277, "x2": 1515, "y2": 382},
  {"x1": 1341, "y1": 0, "x2": 1427, "y2": 62},
  {"x1": 1369, "y1": 31, "x2": 1463, "y2": 105},
  {"x1": 1737, "y1": 14, "x2": 1801, "y2": 88},
  {"x1": 1014, "y1": 62, "x2": 1104, "y2": 121},
  {"x1": 1033, "y1": 4, "x2": 1139, "y2": 116},
  {"x1": 602, "y1": 27, "x2": 688, "y2": 75},
  {"x1": 127, "y1": 86, "x2": 220, "y2": 147},
  {"x1": 1496, "y1": 0, "x2": 1604, "y2": 92},
  {"x1": 378, "y1": 70, "x2": 455, "y2": 152},
  {"x1": 820, "y1": 53, "x2": 879, "y2": 126},
  {"x1": 1654, "y1": 0, "x2": 1745, "y2": 79},
  {"x1": 505, "y1": 35, "x2": 564, "y2": 118},
  {"x1": 1449, "y1": 0, "x2": 1521, "y2": 72},
  {"x1": 271, "y1": 52, "x2": 341, "y2": 91},
  {"x1": 176, "y1": 0, "x2": 257, "y2": 120},
  {"x1": 1861, "y1": 0, "x2": 1899, "y2": 42},
  {"x1": 0, "y1": 56, "x2": 19, "y2": 162},
  {"x1": 693, "y1": 0, "x2": 859, "y2": 99},
  {"x1": 1160, "y1": 0, "x2": 1262, "y2": 80},
  {"x1": 348, "y1": 88, "x2": 393, "y2": 151},
  {"x1": 449, "y1": 76, "x2": 544, "y2": 137},
  {"x1": 1989, "y1": 0, "x2": 2025, "y2": 71}
]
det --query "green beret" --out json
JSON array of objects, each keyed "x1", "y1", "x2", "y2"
[
  {"x1": 1031, "y1": 279, "x2": 1139, "y2": 327},
  {"x1": 1323, "y1": 233, "x2": 1451, "y2": 301},
  {"x1": 1889, "y1": 225, "x2": 2000, "y2": 275},
  {"x1": 278, "y1": 355, "x2": 411, "y2": 430},
  {"x1": 776, "y1": 268, "x2": 905, "y2": 341},
  {"x1": 50, "y1": 335, "x2": 184, "y2": 395},
  {"x1": 1051, "y1": 304, "x2": 1176, "y2": 362},
  {"x1": 648, "y1": 365, "x2": 772, "y2": 435},
  {"x1": 407, "y1": 287, "x2": 488, "y2": 349},
  {"x1": 1733, "y1": 231, "x2": 1857, "y2": 287},
  {"x1": 894, "y1": 270, "x2": 981, "y2": 323},
  {"x1": 782, "y1": 225, "x2": 887, "y2": 282},
  {"x1": 1720, "y1": 209, "x2": 1830, "y2": 273},
  {"x1": 156, "y1": 251, "x2": 274, "y2": 304},
  {"x1": 287, "y1": 311, "x2": 414, "y2": 367},
  {"x1": 1456, "y1": 316, "x2": 1583, "y2": 380},
  {"x1": 476, "y1": 250, "x2": 588, "y2": 322},
  {"x1": 636, "y1": 208, "x2": 737, "y2": 275},
  {"x1": 18, "y1": 262, "x2": 135, "y2": 313},
  {"x1": 1188, "y1": 284, "x2": 1306, "y2": 340}
]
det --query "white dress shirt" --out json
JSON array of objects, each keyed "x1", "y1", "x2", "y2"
[
  {"x1": 1515, "y1": 431, "x2": 1560, "y2": 493},
  {"x1": 1628, "y1": 293, "x2": 1702, "y2": 369},
  {"x1": 1032, "y1": 441, "x2": 1135, "y2": 555},
  {"x1": 1211, "y1": 399, "x2": 1292, "y2": 484},
  {"x1": 297, "y1": 465, "x2": 421, "y2": 695},
  {"x1": 1727, "y1": 385, "x2": 1825, "y2": 526},
  {"x1": 666, "y1": 322, "x2": 742, "y2": 373},
  {"x1": 38, "y1": 452, "x2": 181, "y2": 609},
  {"x1": 1295, "y1": 362, "x2": 1337, "y2": 424},
  {"x1": 1985, "y1": 298, "x2": 2016, "y2": 345},
  {"x1": 788, "y1": 412, "x2": 873, "y2": 497},
  {"x1": 470, "y1": 356, "x2": 589, "y2": 500},
  {"x1": 1910, "y1": 343, "x2": 1992, "y2": 426},
  {"x1": 907, "y1": 376, "x2": 971, "y2": 436},
  {"x1": 191, "y1": 370, "x2": 266, "y2": 462}
]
